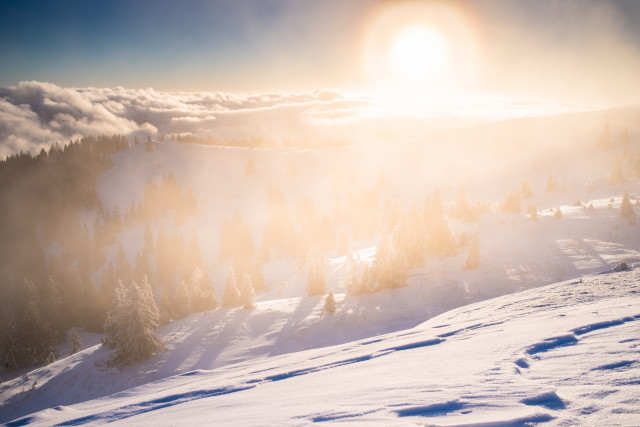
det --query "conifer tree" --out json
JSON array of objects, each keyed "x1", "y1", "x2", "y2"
[
  {"x1": 19, "y1": 301, "x2": 58, "y2": 366},
  {"x1": 464, "y1": 233, "x2": 480, "y2": 270},
  {"x1": 222, "y1": 268, "x2": 241, "y2": 307},
  {"x1": 545, "y1": 174, "x2": 559, "y2": 193},
  {"x1": 116, "y1": 243, "x2": 132, "y2": 285},
  {"x1": 0, "y1": 313, "x2": 21, "y2": 370},
  {"x1": 521, "y1": 181, "x2": 533, "y2": 199},
  {"x1": 70, "y1": 329, "x2": 82, "y2": 355},
  {"x1": 239, "y1": 274, "x2": 255, "y2": 309},
  {"x1": 375, "y1": 233, "x2": 408, "y2": 290},
  {"x1": 323, "y1": 291, "x2": 336, "y2": 314},
  {"x1": 620, "y1": 191, "x2": 637, "y2": 225},
  {"x1": 553, "y1": 208, "x2": 563, "y2": 219},
  {"x1": 189, "y1": 268, "x2": 219, "y2": 312},
  {"x1": 611, "y1": 156, "x2": 625, "y2": 185},
  {"x1": 102, "y1": 278, "x2": 164, "y2": 367},
  {"x1": 307, "y1": 255, "x2": 327, "y2": 296},
  {"x1": 251, "y1": 261, "x2": 266, "y2": 292}
]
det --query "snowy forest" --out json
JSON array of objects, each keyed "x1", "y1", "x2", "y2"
[{"x1": 1, "y1": 112, "x2": 639, "y2": 375}]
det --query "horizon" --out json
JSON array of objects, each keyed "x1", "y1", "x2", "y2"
[
  {"x1": 3, "y1": 1, "x2": 640, "y2": 157},
  {"x1": 2, "y1": 0, "x2": 640, "y2": 102}
]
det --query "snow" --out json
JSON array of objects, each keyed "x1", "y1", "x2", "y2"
[
  {"x1": 3, "y1": 270, "x2": 639, "y2": 425},
  {"x1": 2, "y1": 106, "x2": 640, "y2": 425}
]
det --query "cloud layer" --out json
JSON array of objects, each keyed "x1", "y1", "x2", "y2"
[
  {"x1": 0, "y1": 81, "x2": 594, "y2": 158},
  {"x1": 0, "y1": 81, "x2": 359, "y2": 157}
]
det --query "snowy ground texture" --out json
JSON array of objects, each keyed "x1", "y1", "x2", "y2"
[
  {"x1": 2, "y1": 106, "x2": 640, "y2": 425},
  {"x1": 3, "y1": 268, "x2": 639, "y2": 426}
]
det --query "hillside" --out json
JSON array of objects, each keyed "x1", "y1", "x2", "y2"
[
  {"x1": 1, "y1": 106, "x2": 640, "y2": 424},
  {"x1": 3, "y1": 268, "x2": 639, "y2": 425}
]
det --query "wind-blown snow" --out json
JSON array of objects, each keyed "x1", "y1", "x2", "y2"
[{"x1": 3, "y1": 269, "x2": 639, "y2": 425}]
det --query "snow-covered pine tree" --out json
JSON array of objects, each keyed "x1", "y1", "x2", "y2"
[
  {"x1": 323, "y1": 291, "x2": 336, "y2": 314},
  {"x1": 464, "y1": 232, "x2": 480, "y2": 270},
  {"x1": 103, "y1": 278, "x2": 164, "y2": 367},
  {"x1": 19, "y1": 301, "x2": 58, "y2": 366},
  {"x1": 222, "y1": 268, "x2": 241, "y2": 307},
  {"x1": 189, "y1": 268, "x2": 219, "y2": 312},
  {"x1": 102, "y1": 280, "x2": 126, "y2": 350},
  {"x1": 342, "y1": 252, "x2": 362, "y2": 296},
  {"x1": 375, "y1": 232, "x2": 408, "y2": 290},
  {"x1": 553, "y1": 208, "x2": 563, "y2": 219},
  {"x1": 620, "y1": 191, "x2": 637, "y2": 225},
  {"x1": 545, "y1": 174, "x2": 559, "y2": 193},
  {"x1": 70, "y1": 329, "x2": 82, "y2": 355},
  {"x1": 0, "y1": 313, "x2": 21, "y2": 370},
  {"x1": 239, "y1": 273, "x2": 255, "y2": 309},
  {"x1": 306, "y1": 255, "x2": 327, "y2": 296}
]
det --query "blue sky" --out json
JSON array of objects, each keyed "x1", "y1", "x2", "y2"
[
  {"x1": 1, "y1": 0, "x2": 640, "y2": 102},
  {"x1": 0, "y1": 0, "x2": 375, "y2": 91}
]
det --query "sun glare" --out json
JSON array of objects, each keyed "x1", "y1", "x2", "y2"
[{"x1": 389, "y1": 26, "x2": 449, "y2": 85}]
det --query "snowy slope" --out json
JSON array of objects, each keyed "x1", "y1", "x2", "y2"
[
  {"x1": 2, "y1": 106, "x2": 639, "y2": 425},
  {"x1": 4, "y1": 268, "x2": 639, "y2": 425}
]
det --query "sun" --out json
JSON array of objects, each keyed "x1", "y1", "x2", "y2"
[{"x1": 388, "y1": 25, "x2": 449, "y2": 85}]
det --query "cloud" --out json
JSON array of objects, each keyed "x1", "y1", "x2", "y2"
[
  {"x1": 0, "y1": 81, "x2": 594, "y2": 158},
  {"x1": 0, "y1": 81, "x2": 362, "y2": 157}
]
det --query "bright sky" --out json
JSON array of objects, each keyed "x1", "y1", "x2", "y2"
[{"x1": 2, "y1": 0, "x2": 640, "y2": 105}]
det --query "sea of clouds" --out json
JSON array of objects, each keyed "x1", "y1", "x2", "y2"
[{"x1": 0, "y1": 81, "x2": 590, "y2": 158}]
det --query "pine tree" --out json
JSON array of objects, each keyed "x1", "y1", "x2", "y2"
[
  {"x1": 19, "y1": 301, "x2": 58, "y2": 366},
  {"x1": 102, "y1": 279, "x2": 164, "y2": 367},
  {"x1": 323, "y1": 291, "x2": 336, "y2": 314},
  {"x1": 239, "y1": 274, "x2": 255, "y2": 309},
  {"x1": 375, "y1": 233, "x2": 408, "y2": 290},
  {"x1": 464, "y1": 232, "x2": 480, "y2": 270},
  {"x1": 70, "y1": 329, "x2": 82, "y2": 355},
  {"x1": 116, "y1": 243, "x2": 132, "y2": 285},
  {"x1": 611, "y1": 156, "x2": 626, "y2": 185},
  {"x1": 500, "y1": 192, "x2": 522, "y2": 214},
  {"x1": 526, "y1": 204, "x2": 539, "y2": 221},
  {"x1": 620, "y1": 191, "x2": 637, "y2": 225},
  {"x1": 145, "y1": 136, "x2": 154, "y2": 152},
  {"x1": 545, "y1": 174, "x2": 559, "y2": 193},
  {"x1": 222, "y1": 268, "x2": 241, "y2": 307},
  {"x1": 0, "y1": 312, "x2": 21, "y2": 370},
  {"x1": 307, "y1": 255, "x2": 327, "y2": 296},
  {"x1": 521, "y1": 181, "x2": 533, "y2": 199},
  {"x1": 342, "y1": 253, "x2": 362, "y2": 296},
  {"x1": 251, "y1": 261, "x2": 266, "y2": 292},
  {"x1": 189, "y1": 268, "x2": 219, "y2": 312},
  {"x1": 553, "y1": 208, "x2": 563, "y2": 219}
]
